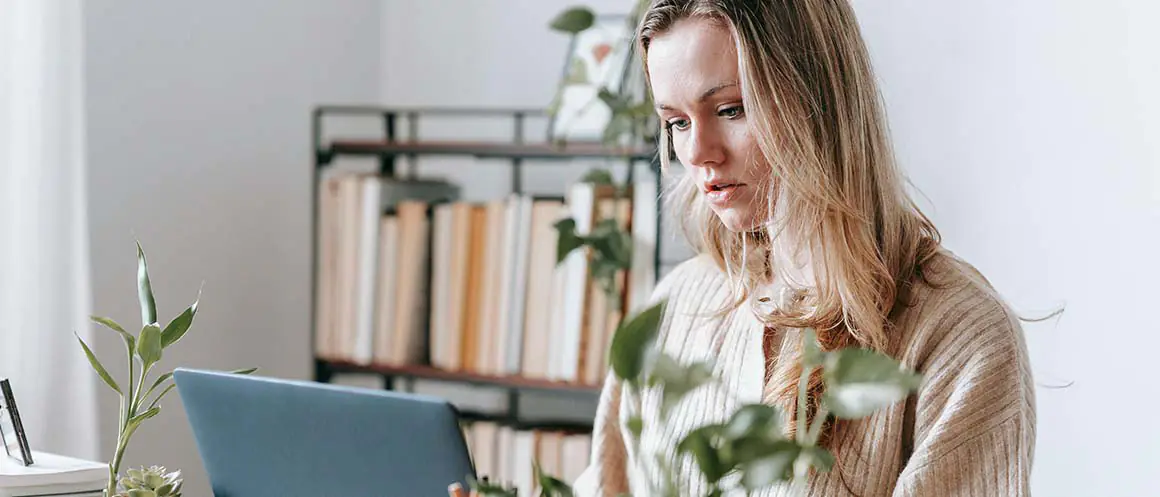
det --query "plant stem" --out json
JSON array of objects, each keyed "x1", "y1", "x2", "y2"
[
  {"x1": 795, "y1": 361, "x2": 811, "y2": 445},
  {"x1": 805, "y1": 406, "x2": 830, "y2": 446},
  {"x1": 107, "y1": 441, "x2": 128, "y2": 496},
  {"x1": 131, "y1": 365, "x2": 150, "y2": 414},
  {"x1": 790, "y1": 459, "x2": 810, "y2": 497}
]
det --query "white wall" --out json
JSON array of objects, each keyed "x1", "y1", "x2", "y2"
[
  {"x1": 84, "y1": 1, "x2": 380, "y2": 495},
  {"x1": 79, "y1": 0, "x2": 1159, "y2": 495},
  {"x1": 853, "y1": 1, "x2": 1160, "y2": 495}
]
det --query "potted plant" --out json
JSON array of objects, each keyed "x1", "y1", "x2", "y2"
[{"x1": 77, "y1": 242, "x2": 256, "y2": 497}]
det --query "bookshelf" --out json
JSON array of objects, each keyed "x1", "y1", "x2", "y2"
[{"x1": 310, "y1": 105, "x2": 662, "y2": 429}]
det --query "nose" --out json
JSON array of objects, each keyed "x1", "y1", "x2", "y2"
[{"x1": 683, "y1": 121, "x2": 726, "y2": 169}]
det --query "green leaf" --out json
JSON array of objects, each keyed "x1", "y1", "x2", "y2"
[
  {"x1": 723, "y1": 404, "x2": 783, "y2": 443},
  {"x1": 144, "y1": 472, "x2": 164, "y2": 488},
  {"x1": 588, "y1": 218, "x2": 618, "y2": 238},
  {"x1": 647, "y1": 354, "x2": 714, "y2": 416},
  {"x1": 147, "y1": 383, "x2": 176, "y2": 410},
  {"x1": 823, "y1": 348, "x2": 922, "y2": 419},
  {"x1": 564, "y1": 57, "x2": 590, "y2": 85},
  {"x1": 554, "y1": 218, "x2": 584, "y2": 264},
  {"x1": 549, "y1": 7, "x2": 595, "y2": 34},
  {"x1": 580, "y1": 168, "x2": 615, "y2": 185},
  {"x1": 136, "y1": 241, "x2": 157, "y2": 327},
  {"x1": 161, "y1": 288, "x2": 200, "y2": 349},
  {"x1": 535, "y1": 462, "x2": 575, "y2": 497},
  {"x1": 137, "y1": 323, "x2": 163, "y2": 370},
  {"x1": 598, "y1": 88, "x2": 632, "y2": 112},
  {"x1": 677, "y1": 425, "x2": 727, "y2": 484},
  {"x1": 75, "y1": 333, "x2": 121, "y2": 395},
  {"x1": 468, "y1": 475, "x2": 518, "y2": 497},
  {"x1": 147, "y1": 372, "x2": 173, "y2": 397},
  {"x1": 91, "y1": 315, "x2": 136, "y2": 359},
  {"x1": 627, "y1": 416, "x2": 644, "y2": 440},
  {"x1": 127, "y1": 489, "x2": 152, "y2": 497},
  {"x1": 799, "y1": 446, "x2": 835, "y2": 473},
  {"x1": 608, "y1": 299, "x2": 666, "y2": 382},
  {"x1": 738, "y1": 441, "x2": 800, "y2": 490},
  {"x1": 232, "y1": 367, "x2": 259, "y2": 375},
  {"x1": 588, "y1": 221, "x2": 633, "y2": 271},
  {"x1": 722, "y1": 404, "x2": 790, "y2": 468},
  {"x1": 590, "y1": 259, "x2": 620, "y2": 294},
  {"x1": 127, "y1": 406, "x2": 160, "y2": 431},
  {"x1": 90, "y1": 315, "x2": 127, "y2": 335},
  {"x1": 603, "y1": 114, "x2": 633, "y2": 146},
  {"x1": 627, "y1": 100, "x2": 655, "y2": 118},
  {"x1": 608, "y1": 229, "x2": 633, "y2": 267}
]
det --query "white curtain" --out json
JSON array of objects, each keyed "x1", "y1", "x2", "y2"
[{"x1": 0, "y1": 0, "x2": 98, "y2": 459}]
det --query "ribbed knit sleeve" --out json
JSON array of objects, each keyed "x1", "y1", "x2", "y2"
[
  {"x1": 572, "y1": 371, "x2": 631, "y2": 497},
  {"x1": 891, "y1": 283, "x2": 1037, "y2": 496}
]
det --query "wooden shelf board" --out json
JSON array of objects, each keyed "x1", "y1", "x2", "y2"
[
  {"x1": 320, "y1": 359, "x2": 602, "y2": 394},
  {"x1": 456, "y1": 411, "x2": 593, "y2": 433},
  {"x1": 325, "y1": 140, "x2": 656, "y2": 161}
]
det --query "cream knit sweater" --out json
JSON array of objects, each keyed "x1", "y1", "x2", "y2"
[{"x1": 573, "y1": 249, "x2": 1036, "y2": 496}]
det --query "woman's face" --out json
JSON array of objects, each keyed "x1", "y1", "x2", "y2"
[{"x1": 648, "y1": 17, "x2": 771, "y2": 232}]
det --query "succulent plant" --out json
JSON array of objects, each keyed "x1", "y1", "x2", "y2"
[{"x1": 113, "y1": 465, "x2": 183, "y2": 497}]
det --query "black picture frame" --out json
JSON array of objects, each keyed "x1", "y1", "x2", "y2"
[{"x1": 0, "y1": 378, "x2": 34, "y2": 466}]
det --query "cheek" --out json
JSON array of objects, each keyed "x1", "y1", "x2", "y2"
[
  {"x1": 727, "y1": 124, "x2": 764, "y2": 181},
  {"x1": 669, "y1": 135, "x2": 697, "y2": 175}
]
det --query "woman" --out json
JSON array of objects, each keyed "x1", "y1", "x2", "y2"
[{"x1": 574, "y1": 0, "x2": 1035, "y2": 496}]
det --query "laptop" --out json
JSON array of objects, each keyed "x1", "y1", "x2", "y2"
[{"x1": 174, "y1": 368, "x2": 476, "y2": 497}]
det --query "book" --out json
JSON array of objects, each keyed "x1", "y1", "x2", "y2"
[
  {"x1": 0, "y1": 451, "x2": 105, "y2": 497},
  {"x1": 388, "y1": 200, "x2": 432, "y2": 366},
  {"x1": 314, "y1": 172, "x2": 656, "y2": 384},
  {"x1": 460, "y1": 423, "x2": 592, "y2": 495}
]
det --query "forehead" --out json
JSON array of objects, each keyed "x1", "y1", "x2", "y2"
[{"x1": 646, "y1": 17, "x2": 739, "y2": 104}]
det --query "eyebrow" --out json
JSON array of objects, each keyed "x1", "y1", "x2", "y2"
[{"x1": 655, "y1": 82, "x2": 740, "y2": 111}]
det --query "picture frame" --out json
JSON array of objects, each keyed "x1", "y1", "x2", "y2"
[
  {"x1": 547, "y1": 14, "x2": 640, "y2": 143},
  {"x1": 0, "y1": 378, "x2": 34, "y2": 466}
]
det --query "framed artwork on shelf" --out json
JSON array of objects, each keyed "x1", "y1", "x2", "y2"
[
  {"x1": 547, "y1": 14, "x2": 639, "y2": 143},
  {"x1": 0, "y1": 378, "x2": 34, "y2": 466}
]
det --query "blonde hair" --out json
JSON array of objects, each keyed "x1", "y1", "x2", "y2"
[{"x1": 638, "y1": 0, "x2": 942, "y2": 446}]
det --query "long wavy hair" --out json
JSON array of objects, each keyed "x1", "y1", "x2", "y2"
[{"x1": 638, "y1": 0, "x2": 943, "y2": 446}]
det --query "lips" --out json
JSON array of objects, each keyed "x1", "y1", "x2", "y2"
[
  {"x1": 702, "y1": 180, "x2": 746, "y2": 206},
  {"x1": 704, "y1": 181, "x2": 742, "y2": 193}
]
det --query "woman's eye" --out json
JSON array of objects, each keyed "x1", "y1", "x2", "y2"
[
  {"x1": 719, "y1": 105, "x2": 744, "y2": 119},
  {"x1": 666, "y1": 118, "x2": 691, "y2": 131}
]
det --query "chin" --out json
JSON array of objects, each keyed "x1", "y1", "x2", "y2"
[{"x1": 712, "y1": 207, "x2": 762, "y2": 232}]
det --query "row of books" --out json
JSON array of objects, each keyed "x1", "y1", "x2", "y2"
[
  {"x1": 461, "y1": 422, "x2": 591, "y2": 494},
  {"x1": 313, "y1": 171, "x2": 658, "y2": 386}
]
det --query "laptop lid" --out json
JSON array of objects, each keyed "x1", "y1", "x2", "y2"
[{"x1": 174, "y1": 368, "x2": 475, "y2": 497}]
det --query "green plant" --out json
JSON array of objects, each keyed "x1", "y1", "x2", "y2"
[
  {"x1": 77, "y1": 242, "x2": 256, "y2": 497},
  {"x1": 113, "y1": 465, "x2": 183, "y2": 497},
  {"x1": 471, "y1": 298, "x2": 922, "y2": 497},
  {"x1": 547, "y1": 2, "x2": 656, "y2": 147},
  {"x1": 630, "y1": 322, "x2": 921, "y2": 496}
]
